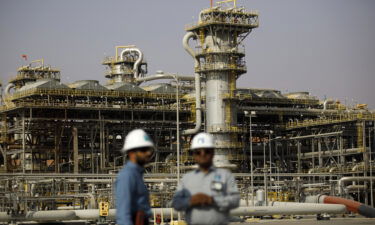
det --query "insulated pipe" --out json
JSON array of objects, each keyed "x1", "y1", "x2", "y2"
[
  {"x1": 305, "y1": 195, "x2": 375, "y2": 218},
  {"x1": 0, "y1": 210, "x2": 77, "y2": 222},
  {"x1": 303, "y1": 147, "x2": 361, "y2": 159},
  {"x1": 338, "y1": 177, "x2": 374, "y2": 195},
  {"x1": 182, "y1": 32, "x2": 201, "y2": 135},
  {"x1": 347, "y1": 184, "x2": 367, "y2": 191},
  {"x1": 120, "y1": 48, "x2": 143, "y2": 79},
  {"x1": 136, "y1": 74, "x2": 194, "y2": 84},
  {"x1": 0, "y1": 204, "x2": 346, "y2": 222},
  {"x1": 232, "y1": 204, "x2": 345, "y2": 216},
  {"x1": 323, "y1": 99, "x2": 334, "y2": 110},
  {"x1": 4, "y1": 83, "x2": 15, "y2": 95}
]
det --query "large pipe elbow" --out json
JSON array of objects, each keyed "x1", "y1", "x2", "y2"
[
  {"x1": 305, "y1": 194, "x2": 375, "y2": 218},
  {"x1": 183, "y1": 32, "x2": 197, "y2": 62},
  {"x1": 120, "y1": 48, "x2": 143, "y2": 79},
  {"x1": 4, "y1": 83, "x2": 15, "y2": 95},
  {"x1": 182, "y1": 32, "x2": 201, "y2": 135}
]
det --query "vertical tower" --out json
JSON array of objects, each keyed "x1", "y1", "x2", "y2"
[
  {"x1": 6, "y1": 59, "x2": 61, "y2": 92},
  {"x1": 102, "y1": 46, "x2": 147, "y2": 84},
  {"x1": 185, "y1": 1, "x2": 258, "y2": 167}
]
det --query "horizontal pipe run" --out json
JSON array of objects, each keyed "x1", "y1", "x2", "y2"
[
  {"x1": 136, "y1": 74, "x2": 194, "y2": 83},
  {"x1": 0, "y1": 204, "x2": 347, "y2": 222},
  {"x1": 338, "y1": 177, "x2": 375, "y2": 194},
  {"x1": 305, "y1": 195, "x2": 375, "y2": 218}
]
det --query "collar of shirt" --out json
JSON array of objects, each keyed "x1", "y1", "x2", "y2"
[
  {"x1": 126, "y1": 161, "x2": 145, "y2": 175},
  {"x1": 194, "y1": 166, "x2": 216, "y2": 175}
]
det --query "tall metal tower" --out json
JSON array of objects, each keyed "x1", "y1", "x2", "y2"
[
  {"x1": 185, "y1": 0, "x2": 258, "y2": 167},
  {"x1": 102, "y1": 46, "x2": 147, "y2": 84},
  {"x1": 5, "y1": 59, "x2": 61, "y2": 92}
]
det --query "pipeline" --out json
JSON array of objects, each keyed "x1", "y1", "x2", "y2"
[
  {"x1": 120, "y1": 48, "x2": 143, "y2": 79},
  {"x1": 338, "y1": 176, "x2": 374, "y2": 194},
  {"x1": 0, "y1": 204, "x2": 346, "y2": 222},
  {"x1": 323, "y1": 99, "x2": 334, "y2": 110},
  {"x1": 136, "y1": 74, "x2": 194, "y2": 84},
  {"x1": 4, "y1": 83, "x2": 15, "y2": 95},
  {"x1": 182, "y1": 31, "x2": 201, "y2": 135},
  {"x1": 0, "y1": 210, "x2": 77, "y2": 222},
  {"x1": 305, "y1": 194, "x2": 375, "y2": 218}
]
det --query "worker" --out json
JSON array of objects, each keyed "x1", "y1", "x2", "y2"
[
  {"x1": 172, "y1": 132, "x2": 240, "y2": 225},
  {"x1": 115, "y1": 129, "x2": 154, "y2": 225}
]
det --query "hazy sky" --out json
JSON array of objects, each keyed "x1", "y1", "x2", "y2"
[{"x1": 1, "y1": 0, "x2": 374, "y2": 108}]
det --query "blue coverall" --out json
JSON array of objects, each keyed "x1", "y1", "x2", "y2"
[{"x1": 115, "y1": 161, "x2": 151, "y2": 225}]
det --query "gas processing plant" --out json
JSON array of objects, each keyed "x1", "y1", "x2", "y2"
[{"x1": 0, "y1": 0, "x2": 375, "y2": 224}]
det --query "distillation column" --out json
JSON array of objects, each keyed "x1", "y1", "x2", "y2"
[
  {"x1": 185, "y1": 3, "x2": 258, "y2": 167},
  {"x1": 102, "y1": 46, "x2": 147, "y2": 84}
]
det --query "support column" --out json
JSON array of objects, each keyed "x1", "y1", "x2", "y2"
[
  {"x1": 22, "y1": 110, "x2": 26, "y2": 173},
  {"x1": 318, "y1": 139, "x2": 323, "y2": 167},
  {"x1": 297, "y1": 141, "x2": 301, "y2": 173},
  {"x1": 340, "y1": 135, "x2": 345, "y2": 165},
  {"x1": 363, "y1": 121, "x2": 369, "y2": 173},
  {"x1": 54, "y1": 129, "x2": 59, "y2": 173},
  {"x1": 311, "y1": 139, "x2": 315, "y2": 169},
  {"x1": 0, "y1": 145, "x2": 6, "y2": 172},
  {"x1": 99, "y1": 111, "x2": 105, "y2": 172},
  {"x1": 73, "y1": 127, "x2": 79, "y2": 174}
]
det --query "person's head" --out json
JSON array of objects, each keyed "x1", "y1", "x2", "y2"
[
  {"x1": 122, "y1": 129, "x2": 155, "y2": 166},
  {"x1": 191, "y1": 132, "x2": 215, "y2": 170}
]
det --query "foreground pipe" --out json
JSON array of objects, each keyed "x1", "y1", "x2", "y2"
[
  {"x1": 0, "y1": 210, "x2": 77, "y2": 221},
  {"x1": 0, "y1": 203, "x2": 347, "y2": 222},
  {"x1": 305, "y1": 195, "x2": 375, "y2": 218},
  {"x1": 182, "y1": 32, "x2": 201, "y2": 135},
  {"x1": 232, "y1": 204, "x2": 346, "y2": 216},
  {"x1": 120, "y1": 48, "x2": 143, "y2": 79}
]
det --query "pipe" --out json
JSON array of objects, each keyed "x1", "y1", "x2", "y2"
[
  {"x1": 305, "y1": 195, "x2": 375, "y2": 218},
  {"x1": 323, "y1": 99, "x2": 334, "y2": 110},
  {"x1": 4, "y1": 83, "x2": 15, "y2": 95},
  {"x1": 136, "y1": 74, "x2": 194, "y2": 84},
  {"x1": 0, "y1": 210, "x2": 77, "y2": 222},
  {"x1": 329, "y1": 167, "x2": 338, "y2": 173},
  {"x1": 231, "y1": 204, "x2": 345, "y2": 216},
  {"x1": 182, "y1": 32, "x2": 201, "y2": 135},
  {"x1": 347, "y1": 184, "x2": 367, "y2": 191},
  {"x1": 302, "y1": 147, "x2": 362, "y2": 159},
  {"x1": 352, "y1": 162, "x2": 364, "y2": 172},
  {"x1": 0, "y1": 204, "x2": 346, "y2": 222},
  {"x1": 120, "y1": 48, "x2": 143, "y2": 79},
  {"x1": 338, "y1": 177, "x2": 375, "y2": 194}
]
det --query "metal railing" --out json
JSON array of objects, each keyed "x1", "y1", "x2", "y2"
[
  {"x1": 286, "y1": 113, "x2": 375, "y2": 129},
  {"x1": 195, "y1": 62, "x2": 246, "y2": 73},
  {"x1": 4, "y1": 88, "x2": 184, "y2": 102},
  {"x1": 194, "y1": 45, "x2": 246, "y2": 56},
  {"x1": 1, "y1": 100, "x2": 191, "y2": 112},
  {"x1": 185, "y1": 9, "x2": 259, "y2": 30}
]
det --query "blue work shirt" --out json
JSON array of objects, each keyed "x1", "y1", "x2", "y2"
[
  {"x1": 115, "y1": 161, "x2": 151, "y2": 225},
  {"x1": 172, "y1": 167, "x2": 240, "y2": 225}
]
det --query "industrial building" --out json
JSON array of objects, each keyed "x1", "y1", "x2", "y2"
[{"x1": 0, "y1": 0, "x2": 374, "y2": 223}]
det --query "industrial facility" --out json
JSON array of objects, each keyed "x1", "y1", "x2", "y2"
[{"x1": 0, "y1": 0, "x2": 375, "y2": 224}]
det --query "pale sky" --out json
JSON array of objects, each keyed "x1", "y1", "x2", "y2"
[{"x1": 1, "y1": 0, "x2": 374, "y2": 108}]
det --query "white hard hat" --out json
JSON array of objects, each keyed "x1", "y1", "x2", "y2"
[
  {"x1": 122, "y1": 129, "x2": 155, "y2": 153},
  {"x1": 191, "y1": 132, "x2": 215, "y2": 150}
]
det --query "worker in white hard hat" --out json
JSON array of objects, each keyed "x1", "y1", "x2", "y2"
[
  {"x1": 172, "y1": 132, "x2": 240, "y2": 225},
  {"x1": 115, "y1": 129, "x2": 154, "y2": 225}
]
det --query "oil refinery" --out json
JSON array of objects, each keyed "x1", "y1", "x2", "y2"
[{"x1": 0, "y1": 0, "x2": 375, "y2": 224}]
